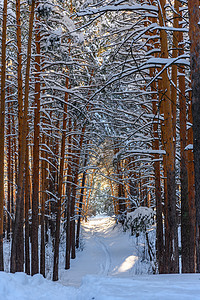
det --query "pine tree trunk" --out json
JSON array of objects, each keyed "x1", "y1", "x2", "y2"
[
  {"x1": 44, "y1": 134, "x2": 50, "y2": 245},
  {"x1": 188, "y1": 0, "x2": 200, "y2": 271},
  {"x1": 53, "y1": 76, "x2": 69, "y2": 281},
  {"x1": 107, "y1": 169, "x2": 117, "y2": 214},
  {"x1": 114, "y1": 146, "x2": 126, "y2": 215},
  {"x1": 179, "y1": 67, "x2": 190, "y2": 272},
  {"x1": 11, "y1": 113, "x2": 17, "y2": 234},
  {"x1": 10, "y1": 136, "x2": 14, "y2": 235},
  {"x1": 65, "y1": 118, "x2": 72, "y2": 270},
  {"x1": 7, "y1": 101, "x2": 11, "y2": 240},
  {"x1": 48, "y1": 128, "x2": 57, "y2": 240},
  {"x1": 117, "y1": 162, "x2": 126, "y2": 214},
  {"x1": 70, "y1": 123, "x2": 87, "y2": 260},
  {"x1": 84, "y1": 171, "x2": 95, "y2": 221},
  {"x1": 76, "y1": 154, "x2": 88, "y2": 249},
  {"x1": 177, "y1": 9, "x2": 191, "y2": 272},
  {"x1": 187, "y1": 96, "x2": 196, "y2": 272},
  {"x1": 171, "y1": 0, "x2": 179, "y2": 153},
  {"x1": 151, "y1": 73, "x2": 164, "y2": 274},
  {"x1": 16, "y1": 0, "x2": 23, "y2": 160},
  {"x1": 25, "y1": 140, "x2": 30, "y2": 275},
  {"x1": 0, "y1": 0, "x2": 8, "y2": 271},
  {"x1": 11, "y1": 0, "x2": 36, "y2": 273},
  {"x1": 158, "y1": 0, "x2": 179, "y2": 273},
  {"x1": 70, "y1": 166, "x2": 78, "y2": 260},
  {"x1": 31, "y1": 10, "x2": 41, "y2": 276},
  {"x1": 40, "y1": 134, "x2": 46, "y2": 277}
]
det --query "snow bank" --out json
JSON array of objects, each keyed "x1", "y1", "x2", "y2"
[
  {"x1": 0, "y1": 272, "x2": 77, "y2": 300},
  {"x1": 2, "y1": 267, "x2": 200, "y2": 299},
  {"x1": 79, "y1": 274, "x2": 200, "y2": 300}
]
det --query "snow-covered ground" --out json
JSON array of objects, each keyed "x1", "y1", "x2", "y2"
[
  {"x1": 2, "y1": 271, "x2": 200, "y2": 300},
  {"x1": 1, "y1": 216, "x2": 200, "y2": 299},
  {"x1": 59, "y1": 216, "x2": 152, "y2": 287}
]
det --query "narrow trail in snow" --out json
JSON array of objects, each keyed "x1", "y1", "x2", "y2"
[
  {"x1": 60, "y1": 216, "x2": 139, "y2": 287},
  {"x1": 93, "y1": 233, "x2": 111, "y2": 276}
]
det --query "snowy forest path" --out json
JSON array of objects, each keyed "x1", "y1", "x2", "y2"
[
  {"x1": 59, "y1": 216, "x2": 139, "y2": 287},
  {"x1": 93, "y1": 234, "x2": 111, "y2": 276}
]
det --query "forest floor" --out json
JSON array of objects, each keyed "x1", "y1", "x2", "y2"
[
  {"x1": 58, "y1": 215, "x2": 150, "y2": 286},
  {"x1": 1, "y1": 215, "x2": 200, "y2": 299}
]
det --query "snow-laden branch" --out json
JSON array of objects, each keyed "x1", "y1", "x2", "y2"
[
  {"x1": 146, "y1": 54, "x2": 190, "y2": 87},
  {"x1": 133, "y1": 22, "x2": 188, "y2": 43},
  {"x1": 77, "y1": 4, "x2": 158, "y2": 17}
]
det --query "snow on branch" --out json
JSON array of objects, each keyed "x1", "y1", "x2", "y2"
[
  {"x1": 77, "y1": 4, "x2": 158, "y2": 17},
  {"x1": 123, "y1": 207, "x2": 155, "y2": 235},
  {"x1": 184, "y1": 144, "x2": 193, "y2": 151},
  {"x1": 146, "y1": 55, "x2": 190, "y2": 87},
  {"x1": 127, "y1": 149, "x2": 166, "y2": 155},
  {"x1": 133, "y1": 23, "x2": 188, "y2": 43},
  {"x1": 88, "y1": 55, "x2": 190, "y2": 100}
]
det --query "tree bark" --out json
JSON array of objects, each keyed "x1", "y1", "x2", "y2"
[
  {"x1": 84, "y1": 170, "x2": 95, "y2": 221},
  {"x1": 188, "y1": 0, "x2": 200, "y2": 271},
  {"x1": 0, "y1": 0, "x2": 8, "y2": 271},
  {"x1": 171, "y1": 0, "x2": 179, "y2": 154},
  {"x1": 187, "y1": 95, "x2": 196, "y2": 272},
  {"x1": 179, "y1": 67, "x2": 190, "y2": 272},
  {"x1": 31, "y1": 8, "x2": 41, "y2": 276},
  {"x1": 158, "y1": 0, "x2": 179, "y2": 273},
  {"x1": 65, "y1": 118, "x2": 72, "y2": 270},
  {"x1": 76, "y1": 154, "x2": 88, "y2": 249},
  {"x1": 7, "y1": 101, "x2": 12, "y2": 240},
  {"x1": 25, "y1": 140, "x2": 30, "y2": 275},
  {"x1": 177, "y1": 6, "x2": 191, "y2": 272},
  {"x1": 11, "y1": 0, "x2": 36, "y2": 273},
  {"x1": 151, "y1": 75, "x2": 164, "y2": 274},
  {"x1": 40, "y1": 133, "x2": 47, "y2": 277},
  {"x1": 53, "y1": 75, "x2": 69, "y2": 281}
]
